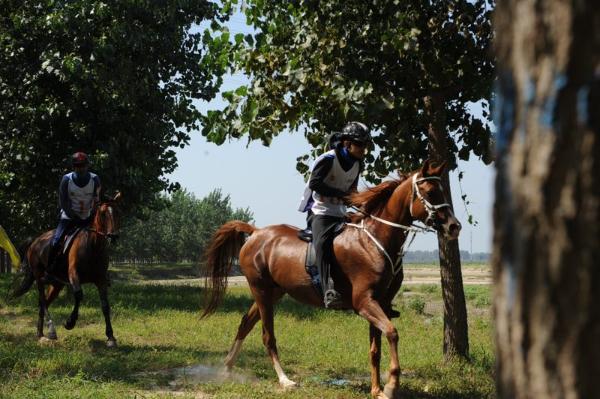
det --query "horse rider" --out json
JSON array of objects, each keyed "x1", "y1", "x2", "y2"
[
  {"x1": 46, "y1": 152, "x2": 101, "y2": 277},
  {"x1": 299, "y1": 131, "x2": 345, "y2": 239},
  {"x1": 298, "y1": 122, "x2": 371, "y2": 308}
]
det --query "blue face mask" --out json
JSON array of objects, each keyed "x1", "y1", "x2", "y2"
[
  {"x1": 73, "y1": 169, "x2": 89, "y2": 181},
  {"x1": 341, "y1": 146, "x2": 351, "y2": 159}
]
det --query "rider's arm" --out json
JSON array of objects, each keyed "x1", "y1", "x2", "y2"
[
  {"x1": 347, "y1": 162, "x2": 364, "y2": 194},
  {"x1": 59, "y1": 175, "x2": 79, "y2": 220},
  {"x1": 92, "y1": 175, "x2": 101, "y2": 205},
  {"x1": 308, "y1": 156, "x2": 347, "y2": 198}
]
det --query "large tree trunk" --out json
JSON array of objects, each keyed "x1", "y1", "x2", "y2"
[
  {"x1": 425, "y1": 94, "x2": 470, "y2": 359},
  {"x1": 493, "y1": 1, "x2": 599, "y2": 398}
]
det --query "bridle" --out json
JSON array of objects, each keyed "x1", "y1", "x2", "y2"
[
  {"x1": 89, "y1": 204, "x2": 120, "y2": 242},
  {"x1": 347, "y1": 172, "x2": 453, "y2": 274},
  {"x1": 410, "y1": 174, "x2": 451, "y2": 227}
]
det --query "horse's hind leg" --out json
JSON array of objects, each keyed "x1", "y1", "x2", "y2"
[
  {"x1": 225, "y1": 288, "x2": 284, "y2": 370},
  {"x1": 251, "y1": 286, "x2": 295, "y2": 388},
  {"x1": 36, "y1": 282, "x2": 58, "y2": 340},
  {"x1": 224, "y1": 302, "x2": 261, "y2": 370},
  {"x1": 96, "y1": 282, "x2": 117, "y2": 348},
  {"x1": 44, "y1": 284, "x2": 64, "y2": 340}
]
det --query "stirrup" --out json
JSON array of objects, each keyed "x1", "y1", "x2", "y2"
[{"x1": 324, "y1": 289, "x2": 344, "y2": 309}]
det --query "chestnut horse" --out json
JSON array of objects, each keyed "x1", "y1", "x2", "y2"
[
  {"x1": 11, "y1": 193, "x2": 121, "y2": 346},
  {"x1": 202, "y1": 160, "x2": 460, "y2": 399}
]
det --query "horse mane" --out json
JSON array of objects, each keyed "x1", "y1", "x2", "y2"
[{"x1": 347, "y1": 173, "x2": 409, "y2": 215}]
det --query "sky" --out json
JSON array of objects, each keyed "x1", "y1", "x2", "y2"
[{"x1": 168, "y1": 13, "x2": 496, "y2": 254}]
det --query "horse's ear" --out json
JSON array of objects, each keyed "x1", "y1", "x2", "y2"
[
  {"x1": 421, "y1": 159, "x2": 431, "y2": 176},
  {"x1": 113, "y1": 191, "x2": 122, "y2": 202},
  {"x1": 430, "y1": 161, "x2": 447, "y2": 176}
]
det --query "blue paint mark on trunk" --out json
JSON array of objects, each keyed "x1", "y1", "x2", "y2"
[
  {"x1": 493, "y1": 70, "x2": 516, "y2": 154},
  {"x1": 577, "y1": 85, "x2": 590, "y2": 125},
  {"x1": 539, "y1": 73, "x2": 567, "y2": 130}
]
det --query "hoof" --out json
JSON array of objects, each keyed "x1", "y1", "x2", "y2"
[
  {"x1": 279, "y1": 377, "x2": 297, "y2": 389},
  {"x1": 64, "y1": 320, "x2": 75, "y2": 330},
  {"x1": 383, "y1": 384, "x2": 400, "y2": 399},
  {"x1": 38, "y1": 336, "x2": 56, "y2": 345},
  {"x1": 106, "y1": 338, "x2": 117, "y2": 348},
  {"x1": 47, "y1": 331, "x2": 58, "y2": 340}
]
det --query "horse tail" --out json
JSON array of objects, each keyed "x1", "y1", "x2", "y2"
[
  {"x1": 201, "y1": 221, "x2": 256, "y2": 318},
  {"x1": 9, "y1": 238, "x2": 35, "y2": 299}
]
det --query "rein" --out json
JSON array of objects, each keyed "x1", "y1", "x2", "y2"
[
  {"x1": 88, "y1": 228, "x2": 116, "y2": 237},
  {"x1": 347, "y1": 173, "x2": 447, "y2": 275},
  {"x1": 88, "y1": 205, "x2": 119, "y2": 239}
]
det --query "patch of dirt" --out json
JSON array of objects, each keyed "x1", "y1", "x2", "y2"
[{"x1": 134, "y1": 363, "x2": 256, "y2": 390}]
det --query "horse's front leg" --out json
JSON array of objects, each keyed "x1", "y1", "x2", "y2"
[
  {"x1": 64, "y1": 270, "x2": 82, "y2": 330},
  {"x1": 357, "y1": 297, "x2": 401, "y2": 399},
  {"x1": 96, "y1": 282, "x2": 117, "y2": 347}
]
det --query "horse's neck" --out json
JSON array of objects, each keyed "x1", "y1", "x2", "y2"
[
  {"x1": 381, "y1": 177, "x2": 413, "y2": 223},
  {"x1": 85, "y1": 226, "x2": 107, "y2": 250},
  {"x1": 369, "y1": 180, "x2": 414, "y2": 258}
]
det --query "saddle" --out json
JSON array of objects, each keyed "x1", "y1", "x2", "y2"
[{"x1": 298, "y1": 223, "x2": 346, "y2": 294}]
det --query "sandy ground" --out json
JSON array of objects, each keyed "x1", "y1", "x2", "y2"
[{"x1": 132, "y1": 266, "x2": 492, "y2": 287}]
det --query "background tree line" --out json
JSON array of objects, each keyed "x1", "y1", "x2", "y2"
[
  {"x1": 111, "y1": 189, "x2": 252, "y2": 264},
  {"x1": 403, "y1": 250, "x2": 489, "y2": 264}
]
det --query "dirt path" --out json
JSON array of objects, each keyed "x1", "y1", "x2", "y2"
[{"x1": 131, "y1": 266, "x2": 492, "y2": 286}]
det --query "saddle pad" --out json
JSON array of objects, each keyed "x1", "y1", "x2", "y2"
[{"x1": 62, "y1": 227, "x2": 84, "y2": 254}]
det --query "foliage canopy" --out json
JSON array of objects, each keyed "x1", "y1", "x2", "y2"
[
  {"x1": 203, "y1": 0, "x2": 495, "y2": 179},
  {"x1": 0, "y1": 0, "x2": 227, "y2": 239}
]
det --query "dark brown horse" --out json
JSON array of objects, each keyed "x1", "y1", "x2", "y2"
[
  {"x1": 11, "y1": 193, "x2": 121, "y2": 346},
  {"x1": 202, "y1": 160, "x2": 460, "y2": 399}
]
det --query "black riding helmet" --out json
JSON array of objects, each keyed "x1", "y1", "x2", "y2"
[{"x1": 341, "y1": 122, "x2": 371, "y2": 145}]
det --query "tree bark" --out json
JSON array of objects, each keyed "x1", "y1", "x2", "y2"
[
  {"x1": 425, "y1": 94, "x2": 470, "y2": 359},
  {"x1": 493, "y1": 0, "x2": 599, "y2": 398}
]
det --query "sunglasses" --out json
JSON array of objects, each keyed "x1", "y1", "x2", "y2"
[{"x1": 351, "y1": 140, "x2": 367, "y2": 147}]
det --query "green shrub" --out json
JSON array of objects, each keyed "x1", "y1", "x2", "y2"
[{"x1": 408, "y1": 296, "x2": 426, "y2": 314}]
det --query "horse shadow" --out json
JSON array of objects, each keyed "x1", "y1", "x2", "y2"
[{"x1": 104, "y1": 282, "x2": 334, "y2": 321}]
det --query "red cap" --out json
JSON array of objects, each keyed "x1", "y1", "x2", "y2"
[{"x1": 72, "y1": 152, "x2": 89, "y2": 166}]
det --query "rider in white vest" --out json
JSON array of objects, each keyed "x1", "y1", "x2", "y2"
[
  {"x1": 46, "y1": 152, "x2": 101, "y2": 276},
  {"x1": 299, "y1": 122, "x2": 371, "y2": 308}
]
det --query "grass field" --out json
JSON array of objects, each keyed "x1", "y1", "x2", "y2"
[{"x1": 0, "y1": 264, "x2": 494, "y2": 398}]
